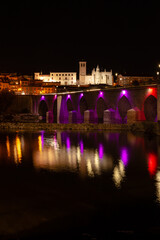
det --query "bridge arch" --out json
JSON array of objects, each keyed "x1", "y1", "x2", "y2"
[
  {"x1": 96, "y1": 97, "x2": 106, "y2": 123},
  {"x1": 67, "y1": 98, "x2": 74, "y2": 112},
  {"x1": 38, "y1": 100, "x2": 48, "y2": 122},
  {"x1": 144, "y1": 95, "x2": 157, "y2": 121},
  {"x1": 118, "y1": 96, "x2": 131, "y2": 122},
  {"x1": 79, "y1": 96, "x2": 88, "y2": 123}
]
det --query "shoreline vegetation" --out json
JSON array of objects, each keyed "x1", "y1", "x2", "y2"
[{"x1": 0, "y1": 121, "x2": 160, "y2": 135}]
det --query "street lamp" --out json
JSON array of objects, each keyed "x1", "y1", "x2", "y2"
[{"x1": 115, "y1": 73, "x2": 118, "y2": 86}]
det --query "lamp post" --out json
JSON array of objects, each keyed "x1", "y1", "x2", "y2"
[{"x1": 115, "y1": 73, "x2": 118, "y2": 86}]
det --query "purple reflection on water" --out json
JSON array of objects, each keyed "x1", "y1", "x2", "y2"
[
  {"x1": 66, "y1": 137, "x2": 71, "y2": 150},
  {"x1": 120, "y1": 147, "x2": 128, "y2": 166},
  {"x1": 80, "y1": 140, "x2": 84, "y2": 154},
  {"x1": 99, "y1": 144, "x2": 104, "y2": 159},
  {"x1": 41, "y1": 131, "x2": 44, "y2": 148}
]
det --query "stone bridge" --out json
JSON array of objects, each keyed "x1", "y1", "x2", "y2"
[{"x1": 28, "y1": 85, "x2": 160, "y2": 124}]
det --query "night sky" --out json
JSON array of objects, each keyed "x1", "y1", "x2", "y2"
[{"x1": 0, "y1": 0, "x2": 159, "y2": 76}]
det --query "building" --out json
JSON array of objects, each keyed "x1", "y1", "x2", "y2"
[
  {"x1": 79, "y1": 61, "x2": 113, "y2": 85},
  {"x1": 0, "y1": 79, "x2": 10, "y2": 91},
  {"x1": 117, "y1": 74, "x2": 155, "y2": 86},
  {"x1": 34, "y1": 71, "x2": 77, "y2": 85}
]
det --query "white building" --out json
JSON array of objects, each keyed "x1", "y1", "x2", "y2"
[
  {"x1": 34, "y1": 72, "x2": 77, "y2": 85},
  {"x1": 34, "y1": 61, "x2": 113, "y2": 86},
  {"x1": 79, "y1": 61, "x2": 113, "y2": 85}
]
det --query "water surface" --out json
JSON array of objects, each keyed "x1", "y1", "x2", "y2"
[{"x1": 0, "y1": 130, "x2": 160, "y2": 239}]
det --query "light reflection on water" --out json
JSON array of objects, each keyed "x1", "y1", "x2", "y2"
[
  {"x1": 113, "y1": 159, "x2": 125, "y2": 188},
  {"x1": 1, "y1": 130, "x2": 160, "y2": 201}
]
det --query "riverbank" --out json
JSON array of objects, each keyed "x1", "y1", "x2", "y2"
[{"x1": 0, "y1": 121, "x2": 160, "y2": 135}]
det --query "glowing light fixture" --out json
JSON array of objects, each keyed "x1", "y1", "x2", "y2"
[
  {"x1": 122, "y1": 90, "x2": 126, "y2": 95},
  {"x1": 67, "y1": 94, "x2": 71, "y2": 99},
  {"x1": 148, "y1": 88, "x2": 153, "y2": 94},
  {"x1": 41, "y1": 95, "x2": 45, "y2": 100},
  {"x1": 80, "y1": 93, "x2": 83, "y2": 98}
]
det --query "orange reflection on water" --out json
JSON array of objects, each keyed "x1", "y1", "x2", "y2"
[
  {"x1": 14, "y1": 135, "x2": 22, "y2": 164},
  {"x1": 6, "y1": 136, "x2": 10, "y2": 158},
  {"x1": 38, "y1": 135, "x2": 42, "y2": 152}
]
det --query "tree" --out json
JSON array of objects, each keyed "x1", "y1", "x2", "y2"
[{"x1": 0, "y1": 89, "x2": 15, "y2": 114}]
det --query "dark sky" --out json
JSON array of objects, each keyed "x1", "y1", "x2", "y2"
[{"x1": 0, "y1": 0, "x2": 159, "y2": 75}]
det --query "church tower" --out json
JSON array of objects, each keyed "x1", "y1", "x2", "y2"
[{"x1": 79, "y1": 61, "x2": 86, "y2": 85}]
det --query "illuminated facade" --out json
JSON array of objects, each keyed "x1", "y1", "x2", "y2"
[
  {"x1": 79, "y1": 61, "x2": 113, "y2": 85},
  {"x1": 0, "y1": 79, "x2": 10, "y2": 91},
  {"x1": 34, "y1": 72, "x2": 77, "y2": 85}
]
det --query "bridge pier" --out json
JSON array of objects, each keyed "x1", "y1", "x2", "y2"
[{"x1": 57, "y1": 96, "x2": 62, "y2": 124}]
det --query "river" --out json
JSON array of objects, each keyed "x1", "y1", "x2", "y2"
[{"x1": 0, "y1": 130, "x2": 160, "y2": 239}]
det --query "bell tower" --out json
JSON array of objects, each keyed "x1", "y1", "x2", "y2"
[{"x1": 79, "y1": 61, "x2": 86, "y2": 85}]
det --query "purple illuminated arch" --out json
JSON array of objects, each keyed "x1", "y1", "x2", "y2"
[
  {"x1": 79, "y1": 97, "x2": 88, "y2": 116},
  {"x1": 118, "y1": 95, "x2": 131, "y2": 121},
  {"x1": 96, "y1": 97, "x2": 106, "y2": 123}
]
